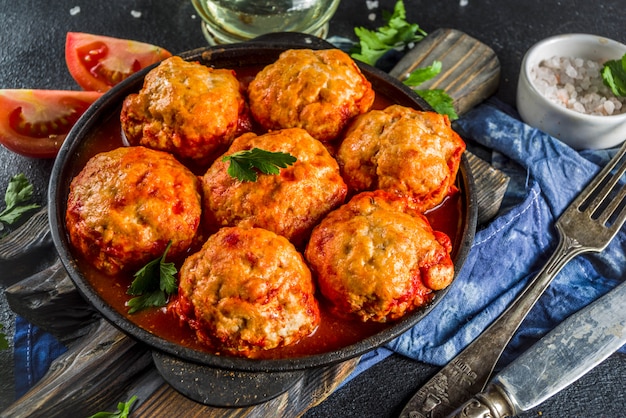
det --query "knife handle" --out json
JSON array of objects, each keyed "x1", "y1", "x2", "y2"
[
  {"x1": 447, "y1": 383, "x2": 514, "y2": 418},
  {"x1": 449, "y1": 279, "x2": 626, "y2": 418}
]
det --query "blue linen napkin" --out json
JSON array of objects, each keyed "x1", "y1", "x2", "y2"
[
  {"x1": 12, "y1": 101, "x2": 626, "y2": 395},
  {"x1": 344, "y1": 100, "x2": 626, "y2": 385},
  {"x1": 13, "y1": 316, "x2": 67, "y2": 398}
]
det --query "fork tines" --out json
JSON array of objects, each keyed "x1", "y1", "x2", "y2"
[{"x1": 575, "y1": 142, "x2": 626, "y2": 230}]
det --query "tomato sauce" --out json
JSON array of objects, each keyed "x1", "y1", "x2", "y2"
[{"x1": 69, "y1": 65, "x2": 465, "y2": 360}]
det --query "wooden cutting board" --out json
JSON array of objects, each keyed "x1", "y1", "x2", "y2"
[
  {"x1": 390, "y1": 28, "x2": 501, "y2": 116},
  {"x1": 1, "y1": 28, "x2": 504, "y2": 418}
]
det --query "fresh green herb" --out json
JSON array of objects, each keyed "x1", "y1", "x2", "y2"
[
  {"x1": 127, "y1": 242, "x2": 177, "y2": 314},
  {"x1": 413, "y1": 89, "x2": 458, "y2": 120},
  {"x1": 403, "y1": 60, "x2": 443, "y2": 86},
  {"x1": 87, "y1": 395, "x2": 138, "y2": 418},
  {"x1": 350, "y1": 0, "x2": 458, "y2": 120},
  {"x1": 403, "y1": 61, "x2": 459, "y2": 120},
  {"x1": 0, "y1": 173, "x2": 40, "y2": 228},
  {"x1": 222, "y1": 148, "x2": 297, "y2": 182},
  {"x1": 0, "y1": 324, "x2": 8, "y2": 351},
  {"x1": 601, "y1": 53, "x2": 626, "y2": 97},
  {"x1": 351, "y1": 0, "x2": 427, "y2": 66}
]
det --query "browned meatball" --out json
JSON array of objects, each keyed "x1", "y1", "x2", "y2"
[
  {"x1": 170, "y1": 226, "x2": 320, "y2": 357},
  {"x1": 336, "y1": 105, "x2": 466, "y2": 212},
  {"x1": 202, "y1": 128, "x2": 347, "y2": 246},
  {"x1": 304, "y1": 190, "x2": 454, "y2": 323},
  {"x1": 247, "y1": 49, "x2": 375, "y2": 142},
  {"x1": 66, "y1": 146, "x2": 202, "y2": 275},
  {"x1": 121, "y1": 56, "x2": 250, "y2": 164}
]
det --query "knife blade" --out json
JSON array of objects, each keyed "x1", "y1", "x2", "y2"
[{"x1": 447, "y1": 279, "x2": 626, "y2": 418}]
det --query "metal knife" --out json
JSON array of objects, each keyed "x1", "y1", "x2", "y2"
[{"x1": 446, "y1": 279, "x2": 626, "y2": 418}]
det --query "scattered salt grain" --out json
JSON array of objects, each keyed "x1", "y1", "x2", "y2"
[
  {"x1": 530, "y1": 56, "x2": 626, "y2": 116},
  {"x1": 131, "y1": 10, "x2": 142, "y2": 18},
  {"x1": 366, "y1": 1, "x2": 379, "y2": 10},
  {"x1": 69, "y1": 6, "x2": 80, "y2": 16},
  {"x1": 460, "y1": 0, "x2": 469, "y2": 6}
]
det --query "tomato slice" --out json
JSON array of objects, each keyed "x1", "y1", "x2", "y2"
[
  {"x1": 0, "y1": 89, "x2": 103, "y2": 158},
  {"x1": 65, "y1": 32, "x2": 172, "y2": 92}
]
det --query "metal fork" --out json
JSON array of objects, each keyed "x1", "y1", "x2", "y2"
[{"x1": 399, "y1": 141, "x2": 626, "y2": 418}]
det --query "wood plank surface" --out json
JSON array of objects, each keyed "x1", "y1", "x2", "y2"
[
  {"x1": 132, "y1": 358, "x2": 359, "y2": 418},
  {"x1": 390, "y1": 28, "x2": 501, "y2": 116},
  {"x1": 0, "y1": 319, "x2": 153, "y2": 418}
]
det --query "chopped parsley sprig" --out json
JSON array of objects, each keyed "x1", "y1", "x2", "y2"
[
  {"x1": 222, "y1": 148, "x2": 297, "y2": 182},
  {"x1": 127, "y1": 242, "x2": 177, "y2": 314},
  {"x1": 87, "y1": 395, "x2": 138, "y2": 418},
  {"x1": 0, "y1": 173, "x2": 40, "y2": 230},
  {"x1": 403, "y1": 61, "x2": 459, "y2": 120},
  {"x1": 350, "y1": 0, "x2": 458, "y2": 120},
  {"x1": 602, "y1": 53, "x2": 626, "y2": 97},
  {"x1": 351, "y1": 0, "x2": 427, "y2": 66}
]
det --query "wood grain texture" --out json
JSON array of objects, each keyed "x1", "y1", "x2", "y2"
[
  {"x1": 0, "y1": 319, "x2": 153, "y2": 418},
  {"x1": 5, "y1": 258, "x2": 100, "y2": 346},
  {"x1": 131, "y1": 357, "x2": 359, "y2": 418},
  {"x1": 0, "y1": 207, "x2": 58, "y2": 286},
  {"x1": 390, "y1": 28, "x2": 501, "y2": 116},
  {"x1": 464, "y1": 152, "x2": 510, "y2": 225}
]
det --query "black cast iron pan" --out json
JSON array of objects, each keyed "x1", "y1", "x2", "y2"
[{"x1": 49, "y1": 33, "x2": 477, "y2": 406}]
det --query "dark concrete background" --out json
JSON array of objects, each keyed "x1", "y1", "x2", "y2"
[{"x1": 1, "y1": 0, "x2": 624, "y2": 416}]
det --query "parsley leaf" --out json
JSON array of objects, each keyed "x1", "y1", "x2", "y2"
[
  {"x1": 0, "y1": 173, "x2": 40, "y2": 227},
  {"x1": 403, "y1": 61, "x2": 443, "y2": 86},
  {"x1": 414, "y1": 89, "x2": 459, "y2": 120},
  {"x1": 127, "y1": 242, "x2": 177, "y2": 314},
  {"x1": 222, "y1": 148, "x2": 297, "y2": 182},
  {"x1": 351, "y1": 0, "x2": 427, "y2": 66},
  {"x1": 350, "y1": 1, "x2": 457, "y2": 120},
  {"x1": 127, "y1": 291, "x2": 167, "y2": 313},
  {"x1": 400, "y1": 60, "x2": 459, "y2": 120},
  {"x1": 88, "y1": 395, "x2": 138, "y2": 418},
  {"x1": 601, "y1": 53, "x2": 626, "y2": 97},
  {"x1": 0, "y1": 324, "x2": 8, "y2": 351}
]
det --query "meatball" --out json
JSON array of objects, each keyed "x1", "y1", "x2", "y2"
[
  {"x1": 247, "y1": 49, "x2": 375, "y2": 142},
  {"x1": 304, "y1": 190, "x2": 454, "y2": 323},
  {"x1": 120, "y1": 56, "x2": 250, "y2": 164},
  {"x1": 336, "y1": 105, "x2": 466, "y2": 212},
  {"x1": 202, "y1": 128, "x2": 347, "y2": 246},
  {"x1": 171, "y1": 227, "x2": 320, "y2": 357},
  {"x1": 66, "y1": 146, "x2": 202, "y2": 275}
]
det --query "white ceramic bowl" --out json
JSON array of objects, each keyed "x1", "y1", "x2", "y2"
[{"x1": 517, "y1": 34, "x2": 626, "y2": 150}]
